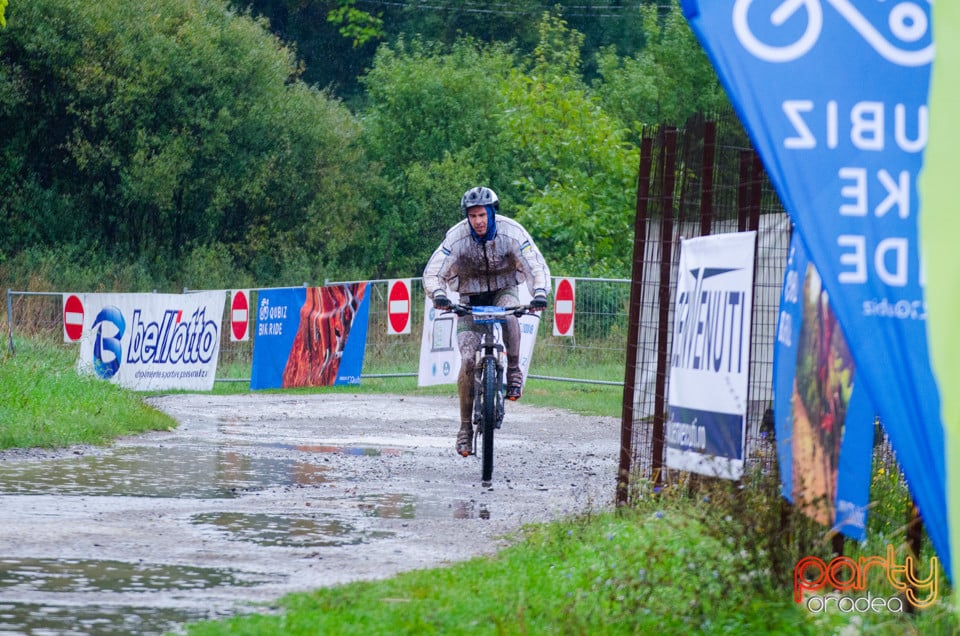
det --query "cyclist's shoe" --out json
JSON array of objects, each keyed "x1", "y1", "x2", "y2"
[
  {"x1": 506, "y1": 367, "x2": 523, "y2": 401},
  {"x1": 456, "y1": 424, "x2": 473, "y2": 457}
]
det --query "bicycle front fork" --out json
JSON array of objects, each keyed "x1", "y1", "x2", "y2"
[{"x1": 472, "y1": 350, "x2": 506, "y2": 430}]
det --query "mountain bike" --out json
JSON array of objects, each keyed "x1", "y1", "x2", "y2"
[{"x1": 450, "y1": 303, "x2": 539, "y2": 486}]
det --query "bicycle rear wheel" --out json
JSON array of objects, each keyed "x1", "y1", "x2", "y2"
[{"x1": 480, "y1": 356, "x2": 497, "y2": 483}]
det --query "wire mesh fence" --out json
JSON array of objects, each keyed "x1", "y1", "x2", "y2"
[
  {"x1": 5, "y1": 276, "x2": 632, "y2": 386},
  {"x1": 617, "y1": 119, "x2": 793, "y2": 503}
]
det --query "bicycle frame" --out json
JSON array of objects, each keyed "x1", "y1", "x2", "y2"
[{"x1": 449, "y1": 304, "x2": 538, "y2": 485}]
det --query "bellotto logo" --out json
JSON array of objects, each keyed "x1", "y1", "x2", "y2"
[
  {"x1": 91, "y1": 306, "x2": 126, "y2": 379},
  {"x1": 794, "y1": 545, "x2": 939, "y2": 612}
]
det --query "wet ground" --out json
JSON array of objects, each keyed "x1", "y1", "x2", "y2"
[{"x1": 0, "y1": 393, "x2": 620, "y2": 635}]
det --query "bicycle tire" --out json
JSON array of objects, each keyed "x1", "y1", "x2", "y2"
[{"x1": 481, "y1": 356, "x2": 497, "y2": 483}]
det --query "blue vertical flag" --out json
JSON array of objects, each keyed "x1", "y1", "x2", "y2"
[
  {"x1": 681, "y1": 0, "x2": 947, "y2": 573},
  {"x1": 775, "y1": 232, "x2": 873, "y2": 540}
]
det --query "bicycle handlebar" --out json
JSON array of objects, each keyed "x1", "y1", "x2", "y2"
[{"x1": 446, "y1": 303, "x2": 541, "y2": 319}]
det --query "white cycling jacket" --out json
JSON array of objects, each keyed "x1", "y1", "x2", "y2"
[{"x1": 422, "y1": 215, "x2": 551, "y2": 300}]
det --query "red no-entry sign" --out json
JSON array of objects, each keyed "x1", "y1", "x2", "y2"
[
  {"x1": 230, "y1": 290, "x2": 250, "y2": 342},
  {"x1": 387, "y1": 279, "x2": 411, "y2": 335},
  {"x1": 63, "y1": 294, "x2": 85, "y2": 342},
  {"x1": 553, "y1": 278, "x2": 575, "y2": 337}
]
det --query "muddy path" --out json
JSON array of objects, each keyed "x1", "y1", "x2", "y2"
[{"x1": 0, "y1": 393, "x2": 620, "y2": 635}]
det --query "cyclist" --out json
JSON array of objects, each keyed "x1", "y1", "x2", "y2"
[{"x1": 423, "y1": 186, "x2": 552, "y2": 457}]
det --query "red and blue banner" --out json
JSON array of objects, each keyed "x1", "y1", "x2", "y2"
[
  {"x1": 775, "y1": 232, "x2": 873, "y2": 540},
  {"x1": 681, "y1": 1, "x2": 947, "y2": 574},
  {"x1": 251, "y1": 284, "x2": 370, "y2": 390}
]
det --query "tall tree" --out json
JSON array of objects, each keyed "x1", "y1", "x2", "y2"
[
  {"x1": 356, "y1": 14, "x2": 640, "y2": 278},
  {"x1": 356, "y1": 37, "x2": 517, "y2": 277},
  {"x1": 501, "y1": 13, "x2": 639, "y2": 276},
  {"x1": 592, "y1": 3, "x2": 730, "y2": 131},
  {"x1": 230, "y1": 1, "x2": 652, "y2": 102},
  {"x1": 0, "y1": 0, "x2": 371, "y2": 283}
]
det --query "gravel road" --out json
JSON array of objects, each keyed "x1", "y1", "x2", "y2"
[{"x1": 0, "y1": 393, "x2": 620, "y2": 635}]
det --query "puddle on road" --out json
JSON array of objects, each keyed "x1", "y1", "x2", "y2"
[
  {"x1": 290, "y1": 444, "x2": 403, "y2": 457},
  {"x1": 0, "y1": 446, "x2": 329, "y2": 498},
  {"x1": 357, "y1": 493, "x2": 417, "y2": 519},
  {"x1": 0, "y1": 439, "x2": 489, "y2": 634},
  {"x1": 355, "y1": 494, "x2": 491, "y2": 520},
  {"x1": 192, "y1": 512, "x2": 394, "y2": 547},
  {"x1": 0, "y1": 557, "x2": 277, "y2": 636},
  {"x1": 0, "y1": 601, "x2": 218, "y2": 636},
  {"x1": 0, "y1": 557, "x2": 271, "y2": 594}
]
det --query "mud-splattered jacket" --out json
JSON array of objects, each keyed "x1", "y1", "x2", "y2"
[{"x1": 422, "y1": 215, "x2": 551, "y2": 300}]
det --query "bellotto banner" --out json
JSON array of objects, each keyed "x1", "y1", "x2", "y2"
[
  {"x1": 75, "y1": 291, "x2": 225, "y2": 391},
  {"x1": 682, "y1": 1, "x2": 948, "y2": 574},
  {"x1": 250, "y1": 284, "x2": 369, "y2": 390}
]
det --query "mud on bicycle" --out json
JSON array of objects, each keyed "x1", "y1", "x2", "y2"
[{"x1": 446, "y1": 303, "x2": 541, "y2": 486}]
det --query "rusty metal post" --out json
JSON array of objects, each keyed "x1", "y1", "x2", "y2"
[
  {"x1": 617, "y1": 133, "x2": 655, "y2": 507},
  {"x1": 750, "y1": 152, "x2": 763, "y2": 232},
  {"x1": 6, "y1": 289, "x2": 14, "y2": 356},
  {"x1": 699, "y1": 121, "x2": 716, "y2": 237},
  {"x1": 651, "y1": 127, "x2": 679, "y2": 485},
  {"x1": 738, "y1": 150, "x2": 752, "y2": 233}
]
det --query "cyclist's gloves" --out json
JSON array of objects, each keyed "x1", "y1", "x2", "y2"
[
  {"x1": 433, "y1": 292, "x2": 453, "y2": 310},
  {"x1": 531, "y1": 293, "x2": 548, "y2": 311}
]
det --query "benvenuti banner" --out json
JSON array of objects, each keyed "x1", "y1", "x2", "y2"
[
  {"x1": 775, "y1": 233, "x2": 873, "y2": 540},
  {"x1": 75, "y1": 291, "x2": 225, "y2": 391},
  {"x1": 681, "y1": 2, "x2": 948, "y2": 574},
  {"x1": 667, "y1": 232, "x2": 755, "y2": 481},
  {"x1": 250, "y1": 284, "x2": 369, "y2": 390}
]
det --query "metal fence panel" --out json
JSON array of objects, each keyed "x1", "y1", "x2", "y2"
[
  {"x1": 6, "y1": 278, "x2": 631, "y2": 386},
  {"x1": 617, "y1": 122, "x2": 793, "y2": 504}
]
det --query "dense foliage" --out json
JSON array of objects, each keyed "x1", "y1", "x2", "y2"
[
  {"x1": 233, "y1": 0, "x2": 658, "y2": 103},
  {"x1": 0, "y1": 0, "x2": 727, "y2": 289},
  {"x1": 0, "y1": 0, "x2": 376, "y2": 288}
]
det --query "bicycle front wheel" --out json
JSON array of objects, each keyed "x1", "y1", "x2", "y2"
[{"x1": 480, "y1": 356, "x2": 497, "y2": 483}]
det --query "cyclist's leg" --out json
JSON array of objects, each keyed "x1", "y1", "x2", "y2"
[
  {"x1": 455, "y1": 324, "x2": 482, "y2": 456},
  {"x1": 493, "y1": 287, "x2": 524, "y2": 399}
]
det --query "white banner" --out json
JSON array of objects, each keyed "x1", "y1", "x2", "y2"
[
  {"x1": 666, "y1": 231, "x2": 756, "y2": 480},
  {"x1": 417, "y1": 288, "x2": 540, "y2": 387},
  {"x1": 75, "y1": 292, "x2": 225, "y2": 391}
]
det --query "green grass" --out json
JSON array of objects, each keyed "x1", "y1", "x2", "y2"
[{"x1": 0, "y1": 338, "x2": 176, "y2": 448}]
